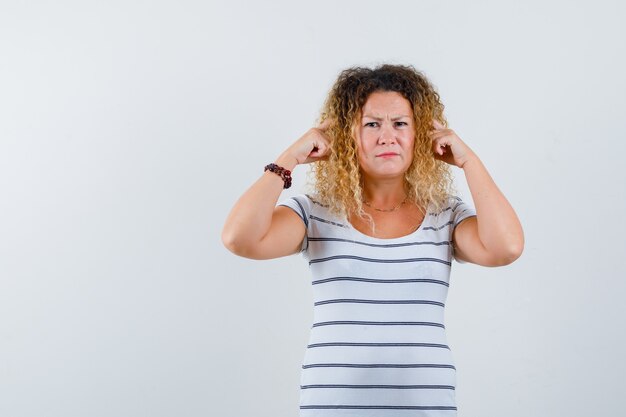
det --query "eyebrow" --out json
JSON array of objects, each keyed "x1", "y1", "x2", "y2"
[{"x1": 362, "y1": 114, "x2": 410, "y2": 121}]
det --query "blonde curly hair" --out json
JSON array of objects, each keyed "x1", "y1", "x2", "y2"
[{"x1": 303, "y1": 63, "x2": 458, "y2": 229}]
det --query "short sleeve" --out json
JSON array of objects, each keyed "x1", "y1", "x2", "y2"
[
  {"x1": 276, "y1": 194, "x2": 311, "y2": 254},
  {"x1": 450, "y1": 196, "x2": 477, "y2": 263}
]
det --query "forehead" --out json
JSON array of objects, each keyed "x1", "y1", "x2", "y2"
[{"x1": 361, "y1": 91, "x2": 412, "y2": 116}]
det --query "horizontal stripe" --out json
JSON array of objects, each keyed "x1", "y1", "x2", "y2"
[
  {"x1": 312, "y1": 276, "x2": 449, "y2": 287},
  {"x1": 451, "y1": 199, "x2": 466, "y2": 211},
  {"x1": 301, "y1": 384, "x2": 455, "y2": 390},
  {"x1": 305, "y1": 192, "x2": 462, "y2": 215},
  {"x1": 305, "y1": 193, "x2": 456, "y2": 216},
  {"x1": 301, "y1": 405, "x2": 457, "y2": 410},
  {"x1": 308, "y1": 236, "x2": 451, "y2": 248},
  {"x1": 302, "y1": 363, "x2": 456, "y2": 370},
  {"x1": 311, "y1": 215, "x2": 456, "y2": 232},
  {"x1": 423, "y1": 221, "x2": 454, "y2": 231},
  {"x1": 314, "y1": 298, "x2": 444, "y2": 307},
  {"x1": 310, "y1": 215, "x2": 348, "y2": 228},
  {"x1": 307, "y1": 342, "x2": 450, "y2": 349},
  {"x1": 277, "y1": 193, "x2": 476, "y2": 414},
  {"x1": 310, "y1": 255, "x2": 451, "y2": 265},
  {"x1": 306, "y1": 195, "x2": 329, "y2": 207},
  {"x1": 312, "y1": 321, "x2": 444, "y2": 328}
]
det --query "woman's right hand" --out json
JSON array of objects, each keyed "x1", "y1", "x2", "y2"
[{"x1": 280, "y1": 117, "x2": 333, "y2": 166}]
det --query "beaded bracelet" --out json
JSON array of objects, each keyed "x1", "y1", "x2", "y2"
[{"x1": 264, "y1": 163, "x2": 292, "y2": 189}]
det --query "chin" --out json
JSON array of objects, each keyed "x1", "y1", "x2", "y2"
[{"x1": 365, "y1": 170, "x2": 405, "y2": 179}]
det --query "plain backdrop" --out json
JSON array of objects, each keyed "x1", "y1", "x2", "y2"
[{"x1": 1, "y1": 1, "x2": 625, "y2": 416}]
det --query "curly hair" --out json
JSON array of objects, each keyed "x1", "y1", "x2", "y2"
[{"x1": 303, "y1": 63, "x2": 458, "y2": 230}]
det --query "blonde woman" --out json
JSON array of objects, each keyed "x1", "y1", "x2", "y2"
[{"x1": 222, "y1": 63, "x2": 524, "y2": 416}]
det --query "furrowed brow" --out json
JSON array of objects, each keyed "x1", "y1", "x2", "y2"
[{"x1": 362, "y1": 114, "x2": 410, "y2": 121}]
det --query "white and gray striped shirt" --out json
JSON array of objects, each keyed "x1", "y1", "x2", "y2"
[{"x1": 277, "y1": 193, "x2": 477, "y2": 417}]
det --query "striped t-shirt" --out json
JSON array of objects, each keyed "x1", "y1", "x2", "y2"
[{"x1": 277, "y1": 193, "x2": 477, "y2": 417}]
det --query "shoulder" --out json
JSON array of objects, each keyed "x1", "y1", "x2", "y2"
[
  {"x1": 303, "y1": 193, "x2": 327, "y2": 207},
  {"x1": 276, "y1": 194, "x2": 309, "y2": 224},
  {"x1": 428, "y1": 195, "x2": 476, "y2": 229},
  {"x1": 449, "y1": 195, "x2": 475, "y2": 216},
  {"x1": 425, "y1": 195, "x2": 461, "y2": 217}
]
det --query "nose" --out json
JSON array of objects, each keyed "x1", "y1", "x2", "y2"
[{"x1": 378, "y1": 121, "x2": 397, "y2": 145}]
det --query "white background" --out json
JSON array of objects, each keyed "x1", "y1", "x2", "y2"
[{"x1": 1, "y1": 1, "x2": 625, "y2": 416}]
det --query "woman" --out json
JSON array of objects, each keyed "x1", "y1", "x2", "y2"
[{"x1": 222, "y1": 64, "x2": 524, "y2": 416}]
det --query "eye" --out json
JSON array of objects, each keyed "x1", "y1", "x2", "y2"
[
  {"x1": 395, "y1": 121, "x2": 408, "y2": 126},
  {"x1": 364, "y1": 122, "x2": 378, "y2": 127}
]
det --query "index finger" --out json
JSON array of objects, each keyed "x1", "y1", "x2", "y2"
[{"x1": 432, "y1": 119, "x2": 444, "y2": 130}]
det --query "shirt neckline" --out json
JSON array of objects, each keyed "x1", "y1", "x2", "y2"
[{"x1": 345, "y1": 206, "x2": 431, "y2": 242}]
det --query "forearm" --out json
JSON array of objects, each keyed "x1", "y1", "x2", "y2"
[
  {"x1": 461, "y1": 153, "x2": 524, "y2": 257},
  {"x1": 221, "y1": 152, "x2": 299, "y2": 250}
]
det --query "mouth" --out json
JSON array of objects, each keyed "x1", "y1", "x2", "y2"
[{"x1": 377, "y1": 153, "x2": 399, "y2": 157}]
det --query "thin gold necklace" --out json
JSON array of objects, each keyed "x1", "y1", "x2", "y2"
[{"x1": 363, "y1": 195, "x2": 408, "y2": 212}]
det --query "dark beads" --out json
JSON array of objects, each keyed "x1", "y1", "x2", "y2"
[{"x1": 264, "y1": 163, "x2": 292, "y2": 189}]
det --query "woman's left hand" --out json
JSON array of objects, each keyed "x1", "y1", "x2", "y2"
[{"x1": 430, "y1": 119, "x2": 475, "y2": 168}]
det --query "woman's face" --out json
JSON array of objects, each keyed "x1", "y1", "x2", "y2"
[{"x1": 355, "y1": 90, "x2": 415, "y2": 180}]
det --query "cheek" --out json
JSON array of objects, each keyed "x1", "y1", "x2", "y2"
[
  {"x1": 356, "y1": 145, "x2": 367, "y2": 162},
  {"x1": 355, "y1": 144, "x2": 371, "y2": 165},
  {"x1": 357, "y1": 140, "x2": 375, "y2": 159},
  {"x1": 359, "y1": 131, "x2": 376, "y2": 148},
  {"x1": 355, "y1": 131, "x2": 367, "y2": 150}
]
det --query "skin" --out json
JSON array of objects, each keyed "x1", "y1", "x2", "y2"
[
  {"x1": 342, "y1": 90, "x2": 425, "y2": 237},
  {"x1": 223, "y1": 89, "x2": 524, "y2": 265},
  {"x1": 356, "y1": 90, "x2": 415, "y2": 208}
]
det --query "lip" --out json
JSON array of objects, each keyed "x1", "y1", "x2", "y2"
[{"x1": 377, "y1": 152, "x2": 399, "y2": 157}]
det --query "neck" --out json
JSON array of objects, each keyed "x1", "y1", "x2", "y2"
[{"x1": 361, "y1": 177, "x2": 407, "y2": 206}]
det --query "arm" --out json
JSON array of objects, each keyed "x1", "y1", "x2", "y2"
[
  {"x1": 221, "y1": 118, "x2": 333, "y2": 259},
  {"x1": 453, "y1": 153, "x2": 524, "y2": 266},
  {"x1": 429, "y1": 119, "x2": 524, "y2": 267},
  {"x1": 221, "y1": 153, "x2": 305, "y2": 259}
]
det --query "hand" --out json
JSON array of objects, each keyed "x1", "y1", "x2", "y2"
[
  {"x1": 280, "y1": 117, "x2": 333, "y2": 166},
  {"x1": 430, "y1": 119, "x2": 475, "y2": 168}
]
